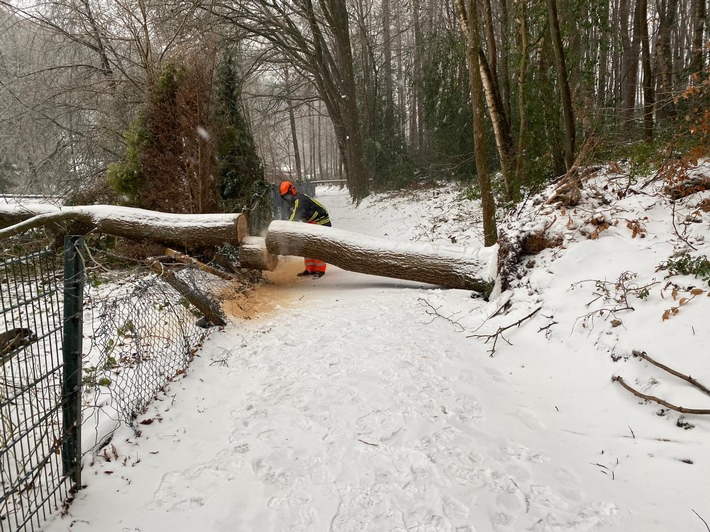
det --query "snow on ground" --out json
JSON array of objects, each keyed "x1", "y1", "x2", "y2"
[{"x1": 44, "y1": 168, "x2": 710, "y2": 532}]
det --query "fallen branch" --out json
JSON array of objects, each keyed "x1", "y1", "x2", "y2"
[
  {"x1": 611, "y1": 376, "x2": 710, "y2": 415},
  {"x1": 468, "y1": 306, "x2": 542, "y2": 356},
  {"x1": 165, "y1": 249, "x2": 234, "y2": 280},
  {"x1": 670, "y1": 200, "x2": 697, "y2": 251},
  {"x1": 147, "y1": 260, "x2": 226, "y2": 327},
  {"x1": 418, "y1": 298, "x2": 465, "y2": 331},
  {"x1": 632, "y1": 350, "x2": 710, "y2": 397},
  {"x1": 537, "y1": 320, "x2": 558, "y2": 333}
]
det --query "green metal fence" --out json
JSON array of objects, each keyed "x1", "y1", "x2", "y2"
[
  {"x1": 0, "y1": 245, "x2": 70, "y2": 531},
  {"x1": 0, "y1": 235, "x2": 228, "y2": 531}
]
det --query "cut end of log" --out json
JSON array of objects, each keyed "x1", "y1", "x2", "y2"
[
  {"x1": 236, "y1": 214, "x2": 248, "y2": 244},
  {"x1": 240, "y1": 236, "x2": 279, "y2": 271}
]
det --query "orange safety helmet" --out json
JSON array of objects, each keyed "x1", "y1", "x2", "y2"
[{"x1": 279, "y1": 181, "x2": 296, "y2": 196}]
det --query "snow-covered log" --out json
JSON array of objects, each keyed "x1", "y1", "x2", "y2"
[
  {"x1": 0, "y1": 204, "x2": 248, "y2": 248},
  {"x1": 239, "y1": 236, "x2": 279, "y2": 271},
  {"x1": 265, "y1": 220, "x2": 496, "y2": 293}
]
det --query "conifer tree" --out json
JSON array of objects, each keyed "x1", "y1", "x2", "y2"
[{"x1": 214, "y1": 51, "x2": 269, "y2": 231}]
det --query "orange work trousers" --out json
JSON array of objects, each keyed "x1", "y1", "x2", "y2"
[
  {"x1": 304, "y1": 257, "x2": 327, "y2": 273},
  {"x1": 304, "y1": 221, "x2": 327, "y2": 273}
]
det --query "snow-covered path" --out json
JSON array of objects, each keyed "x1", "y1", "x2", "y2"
[{"x1": 44, "y1": 185, "x2": 709, "y2": 532}]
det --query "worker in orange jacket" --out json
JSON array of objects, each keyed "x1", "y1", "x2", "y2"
[{"x1": 279, "y1": 181, "x2": 332, "y2": 278}]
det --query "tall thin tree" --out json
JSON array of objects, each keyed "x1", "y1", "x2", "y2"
[{"x1": 454, "y1": 0, "x2": 498, "y2": 246}]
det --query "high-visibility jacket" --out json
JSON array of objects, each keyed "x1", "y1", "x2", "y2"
[{"x1": 288, "y1": 193, "x2": 331, "y2": 226}]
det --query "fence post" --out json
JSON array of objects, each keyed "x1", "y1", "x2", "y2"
[{"x1": 62, "y1": 235, "x2": 84, "y2": 488}]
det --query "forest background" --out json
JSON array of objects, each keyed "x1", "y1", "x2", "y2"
[{"x1": 0, "y1": 0, "x2": 708, "y2": 241}]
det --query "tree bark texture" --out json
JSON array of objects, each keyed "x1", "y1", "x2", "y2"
[
  {"x1": 639, "y1": 0, "x2": 655, "y2": 140},
  {"x1": 264, "y1": 220, "x2": 494, "y2": 293},
  {"x1": 690, "y1": 0, "x2": 706, "y2": 74},
  {"x1": 0, "y1": 204, "x2": 248, "y2": 248},
  {"x1": 453, "y1": 0, "x2": 498, "y2": 247}
]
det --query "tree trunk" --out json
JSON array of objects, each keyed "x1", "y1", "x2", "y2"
[
  {"x1": 499, "y1": 0, "x2": 513, "y2": 121},
  {"x1": 0, "y1": 204, "x2": 248, "y2": 248},
  {"x1": 382, "y1": 0, "x2": 395, "y2": 132},
  {"x1": 514, "y1": 0, "x2": 529, "y2": 189},
  {"x1": 454, "y1": 0, "x2": 498, "y2": 246},
  {"x1": 655, "y1": 0, "x2": 680, "y2": 121},
  {"x1": 547, "y1": 0, "x2": 575, "y2": 170},
  {"x1": 320, "y1": 0, "x2": 371, "y2": 202},
  {"x1": 618, "y1": 0, "x2": 633, "y2": 120},
  {"x1": 478, "y1": 51, "x2": 516, "y2": 201},
  {"x1": 596, "y1": 10, "x2": 610, "y2": 109},
  {"x1": 412, "y1": 0, "x2": 425, "y2": 156},
  {"x1": 285, "y1": 68, "x2": 303, "y2": 181},
  {"x1": 623, "y1": 0, "x2": 642, "y2": 124},
  {"x1": 639, "y1": 0, "x2": 655, "y2": 140},
  {"x1": 690, "y1": 0, "x2": 706, "y2": 75},
  {"x1": 264, "y1": 220, "x2": 495, "y2": 293}
]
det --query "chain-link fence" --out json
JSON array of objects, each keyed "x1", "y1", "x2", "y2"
[
  {"x1": 83, "y1": 263, "x2": 231, "y2": 428},
  {"x1": 0, "y1": 232, "x2": 240, "y2": 531}
]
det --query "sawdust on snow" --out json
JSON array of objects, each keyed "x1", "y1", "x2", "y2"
[{"x1": 222, "y1": 256, "x2": 304, "y2": 320}]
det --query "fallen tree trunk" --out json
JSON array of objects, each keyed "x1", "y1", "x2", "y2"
[
  {"x1": 265, "y1": 220, "x2": 495, "y2": 293},
  {"x1": 239, "y1": 236, "x2": 279, "y2": 271},
  {"x1": 0, "y1": 204, "x2": 248, "y2": 248}
]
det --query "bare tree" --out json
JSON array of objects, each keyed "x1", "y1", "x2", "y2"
[
  {"x1": 622, "y1": 0, "x2": 643, "y2": 124},
  {"x1": 284, "y1": 67, "x2": 303, "y2": 181},
  {"x1": 205, "y1": 0, "x2": 371, "y2": 202}
]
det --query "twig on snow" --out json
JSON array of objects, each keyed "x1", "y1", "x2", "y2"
[
  {"x1": 537, "y1": 320, "x2": 558, "y2": 333},
  {"x1": 418, "y1": 298, "x2": 465, "y2": 331},
  {"x1": 468, "y1": 306, "x2": 542, "y2": 356},
  {"x1": 693, "y1": 509, "x2": 710, "y2": 532},
  {"x1": 357, "y1": 438, "x2": 378, "y2": 447},
  {"x1": 670, "y1": 200, "x2": 697, "y2": 251},
  {"x1": 611, "y1": 376, "x2": 710, "y2": 414},
  {"x1": 633, "y1": 350, "x2": 710, "y2": 397}
]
